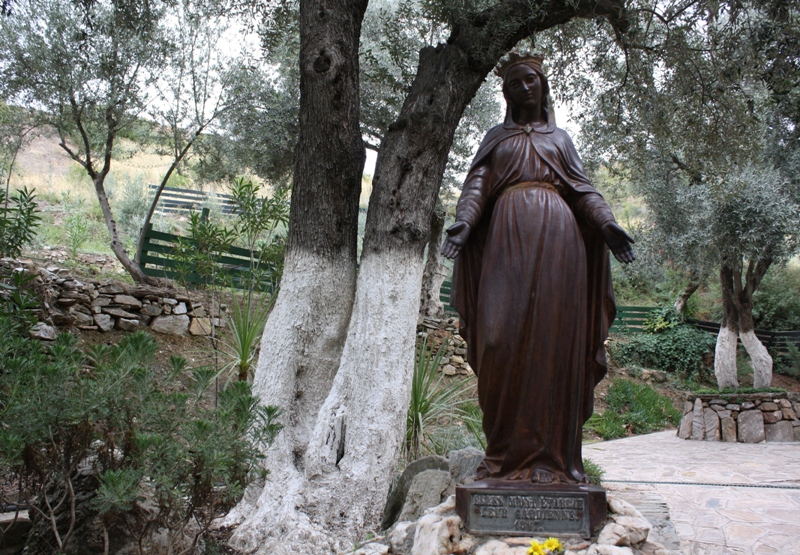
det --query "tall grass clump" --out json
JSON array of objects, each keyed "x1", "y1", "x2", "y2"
[
  {"x1": 218, "y1": 293, "x2": 275, "y2": 383},
  {"x1": 584, "y1": 379, "x2": 681, "y2": 440}
]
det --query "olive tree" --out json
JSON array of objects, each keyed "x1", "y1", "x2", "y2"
[
  {"x1": 539, "y1": 0, "x2": 800, "y2": 389},
  {"x1": 0, "y1": 0, "x2": 170, "y2": 281},
  {"x1": 0, "y1": 0, "x2": 257, "y2": 282},
  {"x1": 134, "y1": 4, "x2": 258, "y2": 264}
]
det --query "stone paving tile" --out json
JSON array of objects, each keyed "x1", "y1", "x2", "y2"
[
  {"x1": 693, "y1": 526, "x2": 727, "y2": 544},
  {"x1": 758, "y1": 534, "x2": 795, "y2": 550},
  {"x1": 722, "y1": 522, "x2": 767, "y2": 546},
  {"x1": 687, "y1": 541, "x2": 746, "y2": 554},
  {"x1": 583, "y1": 431, "x2": 800, "y2": 555},
  {"x1": 717, "y1": 508, "x2": 765, "y2": 523},
  {"x1": 752, "y1": 545, "x2": 781, "y2": 554},
  {"x1": 693, "y1": 513, "x2": 729, "y2": 528}
]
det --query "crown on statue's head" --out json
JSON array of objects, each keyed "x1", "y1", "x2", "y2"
[{"x1": 494, "y1": 50, "x2": 545, "y2": 80}]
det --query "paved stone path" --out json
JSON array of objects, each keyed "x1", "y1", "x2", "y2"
[{"x1": 583, "y1": 431, "x2": 800, "y2": 555}]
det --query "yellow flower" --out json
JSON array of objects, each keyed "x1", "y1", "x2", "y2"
[
  {"x1": 527, "y1": 540, "x2": 546, "y2": 555},
  {"x1": 543, "y1": 537, "x2": 563, "y2": 553}
]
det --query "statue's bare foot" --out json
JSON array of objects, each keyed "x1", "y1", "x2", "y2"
[{"x1": 531, "y1": 469, "x2": 556, "y2": 484}]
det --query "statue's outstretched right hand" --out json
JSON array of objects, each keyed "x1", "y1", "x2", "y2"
[{"x1": 441, "y1": 221, "x2": 471, "y2": 259}]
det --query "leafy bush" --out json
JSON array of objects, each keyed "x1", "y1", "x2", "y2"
[
  {"x1": 780, "y1": 342, "x2": 800, "y2": 378},
  {"x1": 169, "y1": 211, "x2": 236, "y2": 291},
  {"x1": 584, "y1": 379, "x2": 680, "y2": 439},
  {"x1": 228, "y1": 176, "x2": 289, "y2": 292},
  {"x1": 752, "y1": 265, "x2": 800, "y2": 330},
  {"x1": 641, "y1": 306, "x2": 682, "y2": 333},
  {"x1": 0, "y1": 323, "x2": 282, "y2": 554},
  {"x1": 60, "y1": 193, "x2": 92, "y2": 258},
  {"x1": 0, "y1": 270, "x2": 40, "y2": 334},
  {"x1": 608, "y1": 323, "x2": 715, "y2": 378},
  {"x1": 0, "y1": 186, "x2": 40, "y2": 258}
]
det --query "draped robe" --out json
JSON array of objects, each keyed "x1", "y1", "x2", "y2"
[{"x1": 451, "y1": 120, "x2": 617, "y2": 483}]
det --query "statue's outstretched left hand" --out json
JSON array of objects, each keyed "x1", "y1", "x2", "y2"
[{"x1": 601, "y1": 222, "x2": 636, "y2": 264}]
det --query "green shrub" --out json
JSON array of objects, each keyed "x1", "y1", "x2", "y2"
[
  {"x1": 780, "y1": 342, "x2": 800, "y2": 378},
  {"x1": 752, "y1": 265, "x2": 800, "y2": 330},
  {"x1": 584, "y1": 379, "x2": 681, "y2": 439},
  {"x1": 736, "y1": 351, "x2": 754, "y2": 382},
  {"x1": 60, "y1": 193, "x2": 92, "y2": 258},
  {"x1": 641, "y1": 306, "x2": 681, "y2": 333},
  {"x1": 0, "y1": 270, "x2": 40, "y2": 334},
  {"x1": 608, "y1": 324, "x2": 715, "y2": 378},
  {"x1": 0, "y1": 186, "x2": 40, "y2": 258},
  {"x1": 0, "y1": 323, "x2": 282, "y2": 554},
  {"x1": 110, "y1": 173, "x2": 150, "y2": 249}
]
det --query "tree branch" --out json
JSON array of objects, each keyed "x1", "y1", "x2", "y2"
[
  {"x1": 748, "y1": 253, "x2": 773, "y2": 296},
  {"x1": 670, "y1": 154, "x2": 703, "y2": 184},
  {"x1": 68, "y1": 95, "x2": 97, "y2": 180}
]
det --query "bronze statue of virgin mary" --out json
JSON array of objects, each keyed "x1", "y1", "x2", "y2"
[{"x1": 442, "y1": 52, "x2": 635, "y2": 485}]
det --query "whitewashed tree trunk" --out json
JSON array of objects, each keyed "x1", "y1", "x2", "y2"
[
  {"x1": 223, "y1": 252, "x2": 356, "y2": 547},
  {"x1": 251, "y1": 252, "x2": 356, "y2": 457},
  {"x1": 227, "y1": 251, "x2": 424, "y2": 554},
  {"x1": 720, "y1": 256, "x2": 774, "y2": 389},
  {"x1": 740, "y1": 330, "x2": 773, "y2": 388},
  {"x1": 419, "y1": 208, "x2": 447, "y2": 318},
  {"x1": 714, "y1": 325, "x2": 739, "y2": 390}
]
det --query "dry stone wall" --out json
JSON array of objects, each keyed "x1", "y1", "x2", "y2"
[
  {"x1": 2, "y1": 258, "x2": 221, "y2": 338},
  {"x1": 418, "y1": 316, "x2": 473, "y2": 376},
  {"x1": 677, "y1": 393, "x2": 800, "y2": 443}
]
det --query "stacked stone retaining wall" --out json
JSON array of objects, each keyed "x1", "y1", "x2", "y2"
[
  {"x1": 677, "y1": 393, "x2": 800, "y2": 443},
  {"x1": 417, "y1": 316, "x2": 473, "y2": 376},
  {"x1": 2, "y1": 258, "x2": 222, "y2": 338}
]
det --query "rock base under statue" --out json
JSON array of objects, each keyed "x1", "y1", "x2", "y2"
[{"x1": 456, "y1": 480, "x2": 606, "y2": 538}]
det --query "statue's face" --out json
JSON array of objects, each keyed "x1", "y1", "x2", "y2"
[{"x1": 504, "y1": 64, "x2": 542, "y2": 109}]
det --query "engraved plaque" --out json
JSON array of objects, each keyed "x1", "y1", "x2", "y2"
[{"x1": 456, "y1": 480, "x2": 606, "y2": 538}]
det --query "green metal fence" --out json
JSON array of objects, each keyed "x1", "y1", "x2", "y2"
[{"x1": 139, "y1": 223, "x2": 272, "y2": 290}]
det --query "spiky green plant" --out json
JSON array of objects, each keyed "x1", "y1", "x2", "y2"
[
  {"x1": 218, "y1": 293, "x2": 275, "y2": 382},
  {"x1": 406, "y1": 336, "x2": 472, "y2": 461},
  {"x1": 458, "y1": 400, "x2": 487, "y2": 450}
]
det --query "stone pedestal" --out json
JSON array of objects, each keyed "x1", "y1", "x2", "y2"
[{"x1": 455, "y1": 479, "x2": 606, "y2": 539}]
